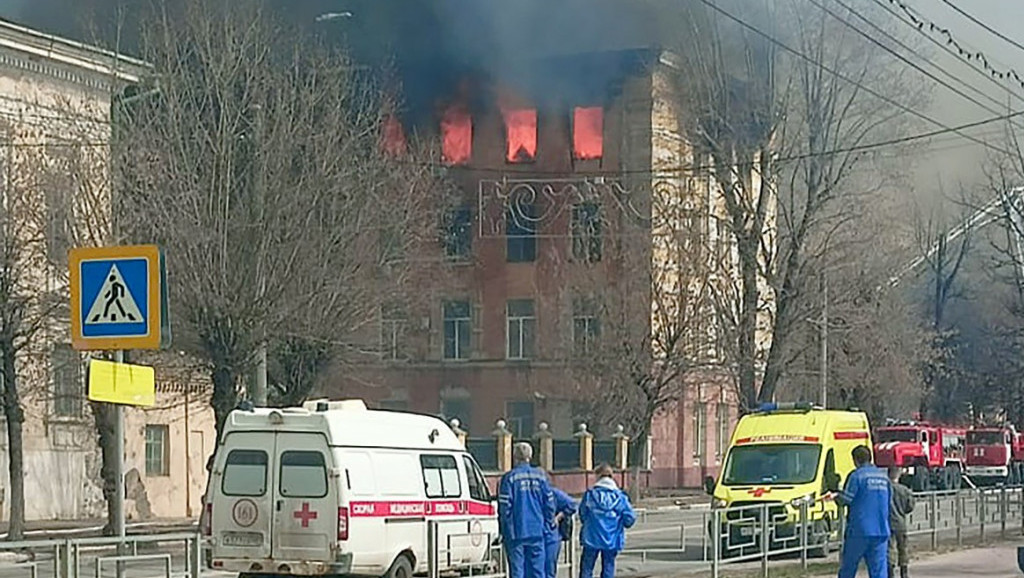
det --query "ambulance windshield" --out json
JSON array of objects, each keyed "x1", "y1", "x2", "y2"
[{"x1": 722, "y1": 444, "x2": 822, "y2": 486}]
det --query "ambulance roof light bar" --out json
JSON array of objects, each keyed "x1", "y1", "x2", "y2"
[{"x1": 754, "y1": 401, "x2": 818, "y2": 413}]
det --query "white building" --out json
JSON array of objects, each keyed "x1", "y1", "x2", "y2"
[{"x1": 0, "y1": 20, "x2": 215, "y2": 522}]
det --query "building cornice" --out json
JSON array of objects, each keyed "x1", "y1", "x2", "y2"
[{"x1": 0, "y1": 19, "x2": 149, "y2": 90}]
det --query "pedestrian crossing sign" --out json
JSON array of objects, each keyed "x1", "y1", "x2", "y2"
[{"x1": 70, "y1": 245, "x2": 165, "y2": 351}]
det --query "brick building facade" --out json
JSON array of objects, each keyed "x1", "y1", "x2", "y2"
[{"x1": 322, "y1": 47, "x2": 757, "y2": 487}]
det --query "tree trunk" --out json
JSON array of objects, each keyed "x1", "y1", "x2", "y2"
[
  {"x1": 1, "y1": 345, "x2": 24, "y2": 541},
  {"x1": 736, "y1": 234, "x2": 761, "y2": 409},
  {"x1": 90, "y1": 400, "x2": 118, "y2": 535},
  {"x1": 211, "y1": 362, "x2": 240, "y2": 443}
]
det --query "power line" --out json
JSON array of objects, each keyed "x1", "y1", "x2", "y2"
[
  {"x1": 696, "y1": 0, "x2": 1013, "y2": 157},
  {"x1": 814, "y1": 0, "x2": 1020, "y2": 123},
  {"x1": 939, "y1": 0, "x2": 1024, "y2": 57},
  {"x1": 879, "y1": 0, "x2": 1024, "y2": 93},
  {"x1": 870, "y1": 0, "x2": 1024, "y2": 107}
]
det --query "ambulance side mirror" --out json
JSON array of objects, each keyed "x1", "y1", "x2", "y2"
[
  {"x1": 703, "y1": 476, "x2": 716, "y2": 496},
  {"x1": 825, "y1": 472, "x2": 841, "y2": 493}
]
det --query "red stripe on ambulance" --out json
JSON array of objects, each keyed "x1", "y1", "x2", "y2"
[
  {"x1": 833, "y1": 431, "x2": 869, "y2": 440},
  {"x1": 349, "y1": 500, "x2": 495, "y2": 517}
]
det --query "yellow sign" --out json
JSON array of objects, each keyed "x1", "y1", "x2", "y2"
[{"x1": 87, "y1": 359, "x2": 156, "y2": 406}]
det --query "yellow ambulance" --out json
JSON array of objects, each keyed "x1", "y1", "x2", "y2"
[{"x1": 703, "y1": 402, "x2": 872, "y2": 557}]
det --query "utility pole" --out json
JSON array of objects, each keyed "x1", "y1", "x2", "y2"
[{"x1": 820, "y1": 274, "x2": 828, "y2": 409}]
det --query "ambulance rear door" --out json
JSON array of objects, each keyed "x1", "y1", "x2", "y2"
[
  {"x1": 271, "y1": 432, "x2": 338, "y2": 563},
  {"x1": 213, "y1": 432, "x2": 275, "y2": 560}
]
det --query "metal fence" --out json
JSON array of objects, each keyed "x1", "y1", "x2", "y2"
[
  {"x1": 0, "y1": 532, "x2": 201, "y2": 578},
  {"x1": 618, "y1": 487, "x2": 1024, "y2": 578}
]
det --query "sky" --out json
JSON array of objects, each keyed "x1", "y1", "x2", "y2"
[{"x1": 893, "y1": 1, "x2": 1024, "y2": 203}]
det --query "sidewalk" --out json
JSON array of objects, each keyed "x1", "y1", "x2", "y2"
[{"x1": 811, "y1": 543, "x2": 1024, "y2": 577}]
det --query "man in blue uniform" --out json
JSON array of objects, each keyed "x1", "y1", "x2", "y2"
[
  {"x1": 579, "y1": 463, "x2": 636, "y2": 578},
  {"x1": 543, "y1": 472, "x2": 577, "y2": 578},
  {"x1": 835, "y1": 445, "x2": 891, "y2": 578},
  {"x1": 499, "y1": 442, "x2": 555, "y2": 578}
]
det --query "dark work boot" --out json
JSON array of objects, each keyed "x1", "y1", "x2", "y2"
[{"x1": 900, "y1": 565, "x2": 909, "y2": 578}]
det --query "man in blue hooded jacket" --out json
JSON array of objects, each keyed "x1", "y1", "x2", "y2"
[
  {"x1": 835, "y1": 445, "x2": 891, "y2": 578},
  {"x1": 578, "y1": 463, "x2": 636, "y2": 578},
  {"x1": 499, "y1": 442, "x2": 555, "y2": 578},
  {"x1": 544, "y1": 472, "x2": 578, "y2": 578}
]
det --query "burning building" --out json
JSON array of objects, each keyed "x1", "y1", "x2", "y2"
[{"x1": 318, "y1": 36, "x2": 768, "y2": 487}]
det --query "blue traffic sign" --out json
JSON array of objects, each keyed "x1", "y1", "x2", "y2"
[{"x1": 70, "y1": 245, "x2": 164, "y2": 350}]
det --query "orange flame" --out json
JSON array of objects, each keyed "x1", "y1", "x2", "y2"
[
  {"x1": 381, "y1": 114, "x2": 407, "y2": 156},
  {"x1": 573, "y1": 106, "x2": 603, "y2": 160},
  {"x1": 502, "y1": 108, "x2": 537, "y2": 163},
  {"x1": 441, "y1": 104, "x2": 472, "y2": 165}
]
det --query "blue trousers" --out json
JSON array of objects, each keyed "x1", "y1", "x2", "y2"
[
  {"x1": 838, "y1": 536, "x2": 888, "y2": 578},
  {"x1": 507, "y1": 538, "x2": 546, "y2": 578},
  {"x1": 544, "y1": 539, "x2": 561, "y2": 578},
  {"x1": 579, "y1": 547, "x2": 617, "y2": 578}
]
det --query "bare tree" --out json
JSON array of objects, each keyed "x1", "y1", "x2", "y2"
[
  {"x1": 113, "y1": 0, "x2": 437, "y2": 440},
  {"x1": 668, "y1": 0, "x2": 927, "y2": 408},
  {"x1": 564, "y1": 178, "x2": 721, "y2": 455}
]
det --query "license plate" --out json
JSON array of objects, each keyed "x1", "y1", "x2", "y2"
[
  {"x1": 739, "y1": 526, "x2": 755, "y2": 537},
  {"x1": 222, "y1": 531, "x2": 263, "y2": 547}
]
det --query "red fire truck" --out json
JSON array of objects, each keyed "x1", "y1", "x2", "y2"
[
  {"x1": 965, "y1": 424, "x2": 1024, "y2": 486},
  {"x1": 873, "y1": 421, "x2": 966, "y2": 491}
]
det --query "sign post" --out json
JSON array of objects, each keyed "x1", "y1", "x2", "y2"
[{"x1": 69, "y1": 245, "x2": 166, "y2": 569}]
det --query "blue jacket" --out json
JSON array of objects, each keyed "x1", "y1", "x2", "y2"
[
  {"x1": 544, "y1": 487, "x2": 578, "y2": 544},
  {"x1": 837, "y1": 463, "x2": 891, "y2": 538},
  {"x1": 498, "y1": 463, "x2": 555, "y2": 542},
  {"x1": 579, "y1": 478, "x2": 636, "y2": 551}
]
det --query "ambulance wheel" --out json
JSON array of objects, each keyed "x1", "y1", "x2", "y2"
[{"x1": 384, "y1": 554, "x2": 413, "y2": 578}]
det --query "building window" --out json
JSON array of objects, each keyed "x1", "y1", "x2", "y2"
[
  {"x1": 52, "y1": 344, "x2": 83, "y2": 418},
  {"x1": 693, "y1": 403, "x2": 706, "y2": 458},
  {"x1": 379, "y1": 227, "x2": 403, "y2": 265},
  {"x1": 506, "y1": 299, "x2": 535, "y2": 360},
  {"x1": 442, "y1": 205, "x2": 472, "y2": 260},
  {"x1": 571, "y1": 202, "x2": 602, "y2": 262},
  {"x1": 572, "y1": 298, "x2": 601, "y2": 356},
  {"x1": 503, "y1": 108, "x2": 537, "y2": 163},
  {"x1": 145, "y1": 424, "x2": 170, "y2": 477},
  {"x1": 380, "y1": 305, "x2": 406, "y2": 361},
  {"x1": 443, "y1": 300, "x2": 472, "y2": 360},
  {"x1": 717, "y1": 404, "x2": 730, "y2": 457},
  {"x1": 441, "y1": 105, "x2": 472, "y2": 165},
  {"x1": 441, "y1": 397, "x2": 471, "y2": 432},
  {"x1": 573, "y1": 106, "x2": 604, "y2": 160},
  {"x1": 506, "y1": 200, "x2": 537, "y2": 262},
  {"x1": 506, "y1": 401, "x2": 535, "y2": 439}
]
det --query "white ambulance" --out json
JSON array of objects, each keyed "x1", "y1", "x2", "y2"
[{"x1": 204, "y1": 399, "x2": 499, "y2": 578}]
